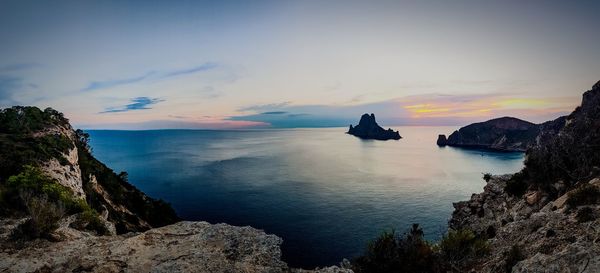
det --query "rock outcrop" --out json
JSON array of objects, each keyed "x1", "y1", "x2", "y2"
[
  {"x1": 0, "y1": 221, "x2": 351, "y2": 273},
  {"x1": 438, "y1": 116, "x2": 565, "y2": 152},
  {"x1": 450, "y1": 81, "x2": 600, "y2": 272},
  {"x1": 0, "y1": 106, "x2": 179, "y2": 233},
  {"x1": 451, "y1": 175, "x2": 600, "y2": 273},
  {"x1": 436, "y1": 134, "x2": 447, "y2": 146},
  {"x1": 347, "y1": 113, "x2": 401, "y2": 140}
]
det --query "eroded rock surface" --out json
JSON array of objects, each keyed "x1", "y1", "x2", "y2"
[{"x1": 0, "y1": 221, "x2": 352, "y2": 273}]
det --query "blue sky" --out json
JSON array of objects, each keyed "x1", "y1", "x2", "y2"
[{"x1": 0, "y1": 0, "x2": 598, "y2": 129}]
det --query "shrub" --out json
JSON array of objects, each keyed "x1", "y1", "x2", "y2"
[
  {"x1": 505, "y1": 171, "x2": 528, "y2": 197},
  {"x1": 71, "y1": 207, "x2": 109, "y2": 235},
  {"x1": 13, "y1": 193, "x2": 65, "y2": 239},
  {"x1": 440, "y1": 229, "x2": 489, "y2": 265},
  {"x1": 352, "y1": 224, "x2": 443, "y2": 273},
  {"x1": 504, "y1": 245, "x2": 525, "y2": 273},
  {"x1": 566, "y1": 185, "x2": 600, "y2": 207},
  {"x1": 576, "y1": 207, "x2": 595, "y2": 223},
  {"x1": 2, "y1": 166, "x2": 112, "y2": 238},
  {"x1": 483, "y1": 173, "x2": 492, "y2": 182},
  {"x1": 4, "y1": 165, "x2": 87, "y2": 214}
]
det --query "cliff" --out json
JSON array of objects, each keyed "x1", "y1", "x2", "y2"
[
  {"x1": 437, "y1": 116, "x2": 565, "y2": 152},
  {"x1": 347, "y1": 113, "x2": 401, "y2": 140},
  {"x1": 0, "y1": 106, "x2": 178, "y2": 233},
  {"x1": 0, "y1": 106, "x2": 351, "y2": 273},
  {"x1": 450, "y1": 81, "x2": 600, "y2": 272}
]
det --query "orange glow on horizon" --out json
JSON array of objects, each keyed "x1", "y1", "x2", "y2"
[{"x1": 402, "y1": 96, "x2": 577, "y2": 119}]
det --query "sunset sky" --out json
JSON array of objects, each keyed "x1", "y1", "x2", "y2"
[{"x1": 0, "y1": 0, "x2": 598, "y2": 129}]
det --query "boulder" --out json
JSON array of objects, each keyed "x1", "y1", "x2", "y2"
[{"x1": 525, "y1": 191, "x2": 542, "y2": 206}]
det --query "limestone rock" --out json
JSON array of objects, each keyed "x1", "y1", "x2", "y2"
[
  {"x1": 0, "y1": 221, "x2": 352, "y2": 273},
  {"x1": 525, "y1": 191, "x2": 542, "y2": 206}
]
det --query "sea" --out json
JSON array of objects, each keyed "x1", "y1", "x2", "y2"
[{"x1": 86, "y1": 127, "x2": 524, "y2": 268}]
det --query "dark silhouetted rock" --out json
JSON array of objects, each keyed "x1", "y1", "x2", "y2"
[
  {"x1": 439, "y1": 116, "x2": 566, "y2": 152},
  {"x1": 347, "y1": 113, "x2": 401, "y2": 140},
  {"x1": 436, "y1": 134, "x2": 447, "y2": 146},
  {"x1": 524, "y1": 80, "x2": 600, "y2": 188}
]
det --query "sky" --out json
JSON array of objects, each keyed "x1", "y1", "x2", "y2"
[{"x1": 0, "y1": 0, "x2": 598, "y2": 129}]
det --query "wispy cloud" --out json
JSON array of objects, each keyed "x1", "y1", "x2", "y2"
[
  {"x1": 78, "y1": 119, "x2": 269, "y2": 130},
  {"x1": 158, "y1": 63, "x2": 218, "y2": 79},
  {"x1": 100, "y1": 97, "x2": 165, "y2": 113},
  {"x1": 0, "y1": 63, "x2": 41, "y2": 106},
  {"x1": 228, "y1": 92, "x2": 579, "y2": 127},
  {"x1": 0, "y1": 63, "x2": 39, "y2": 73},
  {"x1": 82, "y1": 63, "x2": 218, "y2": 91},
  {"x1": 82, "y1": 73, "x2": 152, "y2": 92},
  {"x1": 238, "y1": 102, "x2": 291, "y2": 112}
]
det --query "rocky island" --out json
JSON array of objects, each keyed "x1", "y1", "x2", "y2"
[
  {"x1": 347, "y1": 113, "x2": 401, "y2": 140},
  {"x1": 437, "y1": 116, "x2": 565, "y2": 152}
]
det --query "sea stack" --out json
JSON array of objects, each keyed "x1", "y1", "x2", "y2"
[
  {"x1": 347, "y1": 113, "x2": 401, "y2": 140},
  {"x1": 436, "y1": 134, "x2": 447, "y2": 146}
]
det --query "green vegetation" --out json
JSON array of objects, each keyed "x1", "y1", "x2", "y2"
[
  {"x1": 12, "y1": 193, "x2": 65, "y2": 240},
  {"x1": 352, "y1": 224, "x2": 441, "y2": 273},
  {"x1": 2, "y1": 166, "x2": 108, "y2": 238},
  {"x1": 2, "y1": 165, "x2": 84, "y2": 213},
  {"x1": 70, "y1": 207, "x2": 109, "y2": 235},
  {"x1": 505, "y1": 171, "x2": 528, "y2": 197},
  {"x1": 566, "y1": 184, "x2": 600, "y2": 207},
  {"x1": 483, "y1": 173, "x2": 492, "y2": 182},
  {"x1": 352, "y1": 225, "x2": 489, "y2": 273},
  {"x1": 439, "y1": 229, "x2": 489, "y2": 265},
  {"x1": 0, "y1": 106, "x2": 69, "y2": 134},
  {"x1": 0, "y1": 107, "x2": 74, "y2": 183}
]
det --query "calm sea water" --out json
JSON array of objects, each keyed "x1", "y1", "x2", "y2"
[{"x1": 86, "y1": 127, "x2": 524, "y2": 268}]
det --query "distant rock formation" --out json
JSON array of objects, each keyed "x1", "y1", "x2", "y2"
[
  {"x1": 437, "y1": 116, "x2": 565, "y2": 152},
  {"x1": 347, "y1": 113, "x2": 401, "y2": 140},
  {"x1": 436, "y1": 134, "x2": 447, "y2": 146}
]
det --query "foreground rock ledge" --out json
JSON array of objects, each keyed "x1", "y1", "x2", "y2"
[{"x1": 0, "y1": 221, "x2": 351, "y2": 273}]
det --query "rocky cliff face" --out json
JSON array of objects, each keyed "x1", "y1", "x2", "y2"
[
  {"x1": 438, "y1": 116, "x2": 565, "y2": 152},
  {"x1": 347, "y1": 113, "x2": 401, "y2": 140},
  {"x1": 0, "y1": 106, "x2": 178, "y2": 233},
  {"x1": 450, "y1": 81, "x2": 600, "y2": 272}
]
